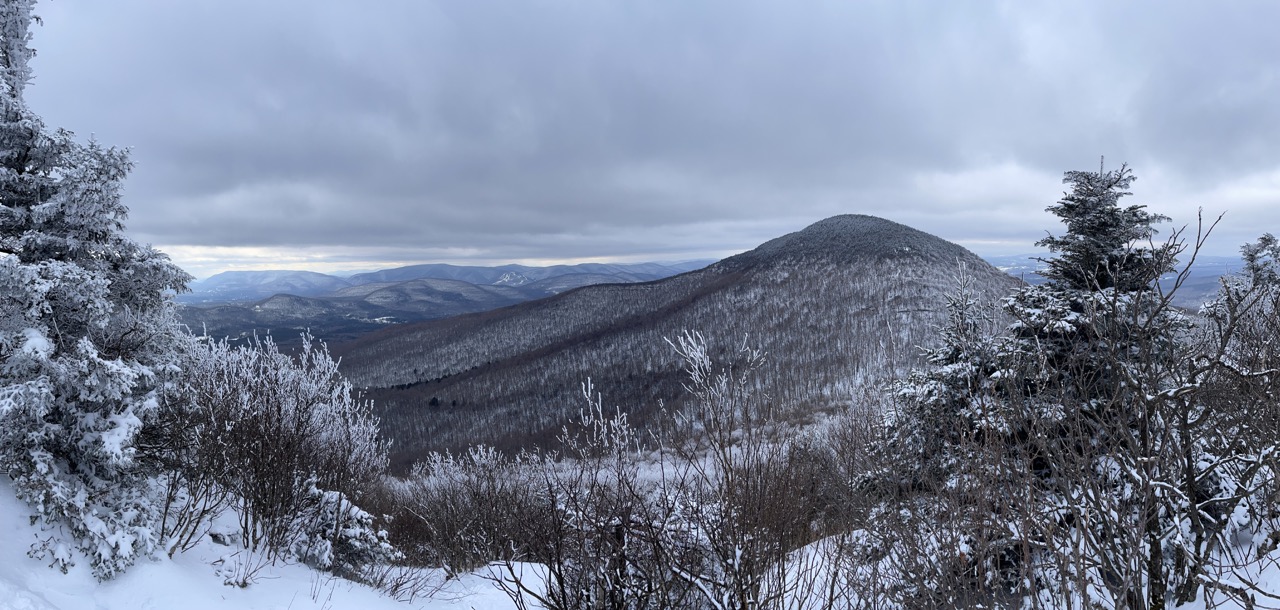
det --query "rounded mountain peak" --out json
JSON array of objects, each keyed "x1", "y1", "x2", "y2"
[{"x1": 718, "y1": 214, "x2": 987, "y2": 270}]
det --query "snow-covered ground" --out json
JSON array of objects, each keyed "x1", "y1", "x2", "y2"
[
  {"x1": 7, "y1": 469, "x2": 1280, "y2": 609},
  {"x1": 0, "y1": 478, "x2": 519, "y2": 610}
]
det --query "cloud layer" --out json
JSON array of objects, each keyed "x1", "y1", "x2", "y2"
[{"x1": 25, "y1": 1, "x2": 1280, "y2": 277}]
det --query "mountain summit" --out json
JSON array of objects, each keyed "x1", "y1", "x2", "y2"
[
  {"x1": 335, "y1": 215, "x2": 1021, "y2": 465},
  {"x1": 721, "y1": 214, "x2": 993, "y2": 270}
]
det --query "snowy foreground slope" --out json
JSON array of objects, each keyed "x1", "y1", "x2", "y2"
[
  {"x1": 0, "y1": 478, "x2": 517, "y2": 610},
  {"x1": 7, "y1": 475, "x2": 1280, "y2": 609}
]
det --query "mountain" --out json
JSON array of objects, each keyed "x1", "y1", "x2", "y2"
[
  {"x1": 178, "y1": 261, "x2": 711, "y2": 345},
  {"x1": 333, "y1": 215, "x2": 1023, "y2": 467},
  {"x1": 179, "y1": 270, "x2": 353, "y2": 304},
  {"x1": 345, "y1": 261, "x2": 708, "y2": 287}
]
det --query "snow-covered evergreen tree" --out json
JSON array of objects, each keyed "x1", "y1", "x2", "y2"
[
  {"x1": 883, "y1": 163, "x2": 1280, "y2": 608},
  {"x1": 0, "y1": 0, "x2": 191, "y2": 579},
  {"x1": 1036, "y1": 161, "x2": 1174, "y2": 292}
]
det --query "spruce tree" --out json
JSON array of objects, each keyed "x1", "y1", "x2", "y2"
[
  {"x1": 883, "y1": 162, "x2": 1274, "y2": 608},
  {"x1": 1036, "y1": 160, "x2": 1175, "y2": 292},
  {"x1": 0, "y1": 0, "x2": 191, "y2": 579}
]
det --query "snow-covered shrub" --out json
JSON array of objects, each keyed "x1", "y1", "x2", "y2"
[
  {"x1": 291, "y1": 479, "x2": 401, "y2": 577},
  {"x1": 487, "y1": 384, "x2": 697, "y2": 610},
  {"x1": 162, "y1": 333, "x2": 393, "y2": 579},
  {"x1": 396, "y1": 445, "x2": 550, "y2": 575},
  {"x1": 480, "y1": 335, "x2": 849, "y2": 610},
  {"x1": 0, "y1": 0, "x2": 190, "y2": 580}
]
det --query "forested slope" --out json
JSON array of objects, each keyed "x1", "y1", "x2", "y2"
[{"x1": 336, "y1": 215, "x2": 1022, "y2": 461}]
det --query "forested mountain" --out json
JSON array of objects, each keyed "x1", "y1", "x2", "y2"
[
  {"x1": 181, "y1": 261, "x2": 707, "y2": 304},
  {"x1": 334, "y1": 214, "x2": 1022, "y2": 465},
  {"x1": 345, "y1": 261, "x2": 704, "y2": 286},
  {"x1": 180, "y1": 270, "x2": 355, "y2": 303},
  {"x1": 178, "y1": 261, "x2": 708, "y2": 344}
]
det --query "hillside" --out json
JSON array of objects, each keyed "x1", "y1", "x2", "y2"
[{"x1": 334, "y1": 215, "x2": 1023, "y2": 466}]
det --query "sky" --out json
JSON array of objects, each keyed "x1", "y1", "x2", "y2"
[{"x1": 22, "y1": 1, "x2": 1280, "y2": 279}]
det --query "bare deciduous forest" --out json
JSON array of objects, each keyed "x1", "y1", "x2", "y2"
[{"x1": 337, "y1": 215, "x2": 1021, "y2": 463}]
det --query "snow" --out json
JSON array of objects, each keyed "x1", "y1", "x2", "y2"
[
  {"x1": 20, "y1": 328, "x2": 53, "y2": 359},
  {"x1": 95, "y1": 410, "x2": 142, "y2": 464},
  {"x1": 0, "y1": 478, "x2": 522, "y2": 610}
]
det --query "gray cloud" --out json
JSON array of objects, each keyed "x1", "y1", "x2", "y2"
[{"x1": 24, "y1": 0, "x2": 1280, "y2": 278}]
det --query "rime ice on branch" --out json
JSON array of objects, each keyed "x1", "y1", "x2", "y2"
[{"x1": 0, "y1": 0, "x2": 190, "y2": 580}]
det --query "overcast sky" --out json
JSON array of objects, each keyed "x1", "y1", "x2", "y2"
[{"x1": 24, "y1": 1, "x2": 1280, "y2": 278}]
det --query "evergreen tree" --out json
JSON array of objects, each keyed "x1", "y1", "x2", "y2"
[
  {"x1": 883, "y1": 163, "x2": 1280, "y2": 608},
  {"x1": 0, "y1": 0, "x2": 191, "y2": 579},
  {"x1": 1013, "y1": 161, "x2": 1181, "y2": 413},
  {"x1": 1036, "y1": 160, "x2": 1175, "y2": 292},
  {"x1": 891, "y1": 162, "x2": 1178, "y2": 489}
]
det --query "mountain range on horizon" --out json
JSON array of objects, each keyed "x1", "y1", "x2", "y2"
[
  {"x1": 177, "y1": 243, "x2": 1238, "y2": 350},
  {"x1": 180, "y1": 260, "x2": 716, "y2": 303},
  {"x1": 176, "y1": 260, "x2": 712, "y2": 345}
]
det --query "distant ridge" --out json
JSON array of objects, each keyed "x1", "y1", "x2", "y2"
[
  {"x1": 334, "y1": 215, "x2": 1022, "y2": 467},
  {"x1": 183, "y1": 270, "x2": 353, "y2": 302},
  {"x1": 178, "y1": 260, "x2": 709, "y2": 344},
  {"x1": 346, "y1": 262, "x2": 707, "y2": 287}
]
